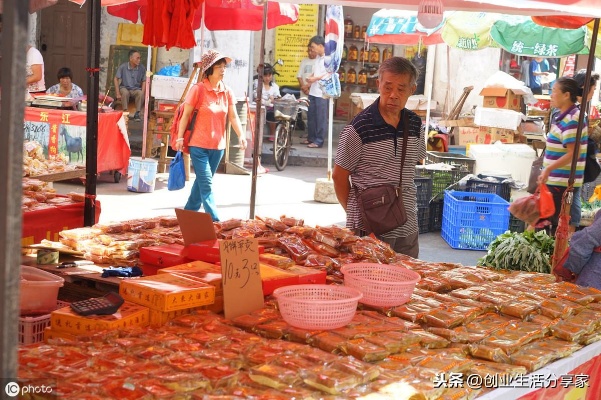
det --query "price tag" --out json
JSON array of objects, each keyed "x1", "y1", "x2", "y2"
[{"x1": 219, "y1": 238, "x2": 264, "y2": 319}]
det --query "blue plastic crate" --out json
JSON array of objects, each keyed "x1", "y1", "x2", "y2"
[{"x1": 441, "y1": 191, "x2": 510, "y2": 251}]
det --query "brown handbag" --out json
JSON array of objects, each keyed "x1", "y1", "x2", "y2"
[{"x1": 355, "y1": 113, "x2": 409, "y2": 235}]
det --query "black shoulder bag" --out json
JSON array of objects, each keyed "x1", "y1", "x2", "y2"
[{"x1": 355, "y1": 113, "x2": 409, "y2": 235}]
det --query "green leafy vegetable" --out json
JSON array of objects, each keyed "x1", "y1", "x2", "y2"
[{"x1": 477, "y1": 230, "x2": 555, "y2": 274}]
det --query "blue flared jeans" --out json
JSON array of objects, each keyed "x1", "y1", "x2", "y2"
[{"x1": 185, "y1": 146, "x2": 224, "y2": 221}]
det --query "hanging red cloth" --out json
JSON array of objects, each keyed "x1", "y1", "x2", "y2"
[{"x1": 142, "y1": 0, "x2": 201, "y2": 50}]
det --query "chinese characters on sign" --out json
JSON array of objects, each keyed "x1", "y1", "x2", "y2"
[
  {"x1": 510, "y1": 41, "x2": 560, "y2": 56},
  {"x1": 219, "y1": 238, "x2": 264, "y2": 320},
  {"x1": 456, "y1": 34, "x2": 480, "y2": 50},
  {"x1": 433, "y1": 372, "x2": 590, "y2": 390}
]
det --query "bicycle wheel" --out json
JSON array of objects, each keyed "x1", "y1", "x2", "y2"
[{"x1": 273, "y1": 123, "x2": 290, "y2": 171}]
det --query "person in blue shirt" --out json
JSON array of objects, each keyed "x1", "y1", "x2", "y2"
[{"x1": 529, "y1": 57, "x2": 549, "y2": 95}]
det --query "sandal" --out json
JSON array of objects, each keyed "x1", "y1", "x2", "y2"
[
  {"x1": 307, "y1": 143, "x2": 321, "y2": 148},
  {"x1": 301, "y1": 140, "x2": 313, "y2": 144}
]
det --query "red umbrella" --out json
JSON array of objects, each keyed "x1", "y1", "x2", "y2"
[{"x1": 107, "y1": 0, "x2": 299, "y2": 48}]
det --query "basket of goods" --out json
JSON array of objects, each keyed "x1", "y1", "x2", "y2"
[
  {"x1": 341, "y1": 263, "x2": 421, "y2": 308},
  {"x1": 273, "y1": 284, "x2": 362, "y2": 330},
  {"x1": 273, "y1": 98, "x2": 299, "y2": 121}
]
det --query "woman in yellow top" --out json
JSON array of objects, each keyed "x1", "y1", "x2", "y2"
[{"x1": 175, "y1": 49, "x2": 247, "y2": 221}]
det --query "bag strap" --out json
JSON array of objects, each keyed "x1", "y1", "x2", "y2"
[{"x1": 397, "y1": 110, "x2": 410, "y2": 189}]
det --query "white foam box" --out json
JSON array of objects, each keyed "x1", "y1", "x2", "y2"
[
  {"x1": 474, "y1": 107, "x2": 524, "y2": 130},
  {"x1": 468, "y1": 143, "x2": 536, "y2": 184},
  {"x1": 150, "y1": 75, "x2": 189, "y2": 101}
]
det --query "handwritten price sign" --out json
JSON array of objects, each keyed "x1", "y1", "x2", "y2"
[{"x1": 219, "y1": 238, "x2": 264, "y2": 319}]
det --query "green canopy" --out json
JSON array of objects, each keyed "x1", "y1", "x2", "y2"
[{"x1": 490, "y1": 15, "x2": 587, "y2": 56}]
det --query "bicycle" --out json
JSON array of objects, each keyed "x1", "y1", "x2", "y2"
[{"x1": 272, "y1": 97, "x2": 308, "y2": 171}]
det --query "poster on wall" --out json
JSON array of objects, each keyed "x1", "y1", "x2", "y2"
[{"x1": 274, "y1": 4, "x2": 320, "y2": 87}]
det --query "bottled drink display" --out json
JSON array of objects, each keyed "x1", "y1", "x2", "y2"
[
  {"x1": 346, "y1": 67, "x2": 357, "y2": 84},
  {"x1": 369, "y1": 46, "x2": 380, "y2": 64},
  {"x1": 358, "y1": 68, "x2": 368, "y2": 85},
  {"x1": 344, "y1": 16, "x2": 353, "y2": 38},
  {"x1": 348, "y1": 45, "x2": 359, "y2": 62}
]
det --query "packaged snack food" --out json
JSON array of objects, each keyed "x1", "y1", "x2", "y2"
[
  {"x1": 340, "y1": 338, "x2": 390, "y2": 362},
  {"x1": 248, "y1": 363, "x2": 301, "y2": 390}
]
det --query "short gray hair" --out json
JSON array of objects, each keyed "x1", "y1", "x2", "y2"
[{"x1": 378, "y1": 57, "x2": 418, "y2": 86}]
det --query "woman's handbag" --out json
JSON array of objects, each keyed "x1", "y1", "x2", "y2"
[
  {"x1": 169, "y1": 106, "x2": 198, "y2": 154},
  {"x1": 527, "y1": 147, "x2": 545, "y2": 194},
  {"x1": 355, "y1": 114, "x2": 409, "y2": 235},
  {"x1": 167, "y1": 151, "x2": 186, "y2": 191}
]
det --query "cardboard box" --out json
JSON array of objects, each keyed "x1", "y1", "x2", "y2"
[
  {"x1": 50, "y1": 302, "x2": 149, "y2": 335},
  {"x1": 139, "y1": 244, "x2": 191, "y2": 272},
  {"x1": 44, "y1": 327, "x2": 77, "y2": 342},
  {"x1": 119, "y1": 273, "x2": 215, "y2": 312},
  {"x1": 457, "y1": 126, "x2": 515, "y2": 145},
  {"x1": 148, "y1": 307, "x2": 204, "y2": 327},
  {"x1": 260, "y1": 263, "x2": 299, "y2": 296},
  {"x1": 158, "y1": 261, "x2": 223, "y2": 288},
  {"x1": 480, "y1": 87, "x2": 527, "y2": 111}
]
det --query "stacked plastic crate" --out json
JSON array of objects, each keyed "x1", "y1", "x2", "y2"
[
  {"x1": 417, "y1": 151, "x2": 474, "y2": 231},
  {"x1": 415, "y1": 177, "x2": 432, "y2": 234}
]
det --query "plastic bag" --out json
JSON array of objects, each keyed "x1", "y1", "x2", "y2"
[
  {"x1": 538, "y1": 183, "x2": 555, "y2": 219},
  {"x1": 168, "y1": 151, "x2": 186, "y2": 191},
  {"x1": 509, "y1": 183, "x2": 555, "y2": 226}
]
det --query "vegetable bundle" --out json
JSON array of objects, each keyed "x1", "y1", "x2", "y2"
[{"x1": 478, "y1": 230, "x2": 555, "y2": 274}]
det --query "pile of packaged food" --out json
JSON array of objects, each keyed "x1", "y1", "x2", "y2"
[
  {"x1": 22, "y1": 177, "x2": 86, "y2": 211},
  {"x1": 23, "y1": 140, "x2": 81, "y2": 176},
  {"x1": 57, "y1": 216, "x2": 182, "y2": 265},
  {"x1": 19, "y1": 268, "x2": 601, "y2": 398}
]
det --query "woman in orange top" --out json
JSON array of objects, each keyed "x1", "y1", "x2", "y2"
[{"x1": 175, "y1": 49, "x2": 247, "y2": 221}]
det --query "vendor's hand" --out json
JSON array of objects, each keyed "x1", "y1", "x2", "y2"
[
  {"x1": 537, "y1": 168, "x2": 549, "y2": 185},
  {"x1": 239, "y1": 137, "x2": 248, "y2": 150},
  {"x1": 116, "y1": 93, "x2": 121, "y2": 99},
  {"x1": 175, "y1": 139, "x2": 184, "y2": 152}
]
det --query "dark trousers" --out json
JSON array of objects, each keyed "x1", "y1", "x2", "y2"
[{"x1": 307, "y1": 95, "x2": 329, "y2": 147}]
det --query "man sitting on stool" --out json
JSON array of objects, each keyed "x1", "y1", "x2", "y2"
[{"x1": 114, "y1": 49, "x2": 146, "y2": 122}]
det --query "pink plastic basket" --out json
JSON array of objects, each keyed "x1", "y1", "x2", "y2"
[
  {"x1": 341, "y1": 263, "x2": 420, "y2": 308},
  {"x1": 273, "y1": 284, "x2": 362, "y2": 330}
]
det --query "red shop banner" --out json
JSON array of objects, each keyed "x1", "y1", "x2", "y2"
[{"x1": 24, "y1": 107, "x2": 130, "y2": 173}]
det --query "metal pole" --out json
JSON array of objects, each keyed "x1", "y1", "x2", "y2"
[
  {"x1": 249, "y1": 3, "x2": 268, "y2": 219},
  {"x1": 327, "y1": 98, "x2": 333, "y2": 180},
  {"x1": 84, "y1": 0, "x2": 101, "y2": 226},
  {"x1": 1, "y1": 0, "x2": 29, "y2": 379}
]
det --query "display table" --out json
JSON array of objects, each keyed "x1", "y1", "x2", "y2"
[
  {"x1": 481, "y1": 341, "x2": 601, "y2": 399},
  {"x1": 21, "y1": 200, "x2": 101, "y2": 246},
  {"x1": 24, "y1": 107, "x2": 131, "y2": 174}
]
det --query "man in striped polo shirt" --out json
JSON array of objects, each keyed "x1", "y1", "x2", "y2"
[{"x1": 332, "y1": 57, "x2": 426, "y2": 258}]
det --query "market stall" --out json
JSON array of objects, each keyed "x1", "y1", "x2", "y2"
[
  {"x1": 24, "y1": 107, "x2": 130, "y2": 178},
  {"x1": 15, "y1": 215, "x2": 601, "y2": 399}
]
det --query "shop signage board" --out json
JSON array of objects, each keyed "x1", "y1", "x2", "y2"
[
  {"x1": 219, "y1": 238, "x2": 264, "y2": 320},
  {"x1": 274, "y1": 4, "x2": 319, "y2": 87}
]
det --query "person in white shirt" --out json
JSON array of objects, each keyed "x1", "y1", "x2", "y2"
[
  {"x1": 304, "y1": 36, "x2": 328, "y2": 148},
  {"x1": 253, "y1": 63, "x2": 281, "y2": 140},
  {"x1": 26, "y1": 45, "x2": 45, "y2": 93},
  {"x1": 296, "y1": 46, "x2": 316, "y2": 133}
]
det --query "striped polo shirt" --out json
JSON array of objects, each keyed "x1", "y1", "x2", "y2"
[
  {"x1": 544, "y1": 104, "x2": 588, "y2": 187},
  {"x1": 335, "y1": 98, "x2": 426, "y2": 237}
]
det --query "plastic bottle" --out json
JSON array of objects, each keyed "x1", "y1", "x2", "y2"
[
  {"x1": 339, "y1": 66, "x2": 346, "y2": 84},
  {"x1": 382, "y1": 47, "x2": 392, "y2": 61},
  {"x1": 348, "y1": 45, "x2": 359, "y2": 62},
  {"x1": 344, "y1": 16, "x2": 353, "y2": 38},
  {"x1": 342, "y1": 45, "x2": 348, "y2": 61},
  {"x1": 361, "y1": 46, "x2": 369, "y2": 62},
  {"x1": 369, "y1": 46, "x2": 380, "y2": 64},
  {"x1": 353, "y1": 25, "x2": 361, "y2": 39},
  {"x1": 362, "y1": 25, "x2": 367, "y2": 40},
  {"x1": 358, "y1": 68, "x2": 368, "y2": 85},
  {"x1": 346, "y1": 67, "x2": 357, "y2": 84}
]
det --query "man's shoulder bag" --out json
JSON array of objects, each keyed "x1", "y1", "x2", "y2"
[{"x1": 355, "y1": 113, "x2": 409, "y2": 236}]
